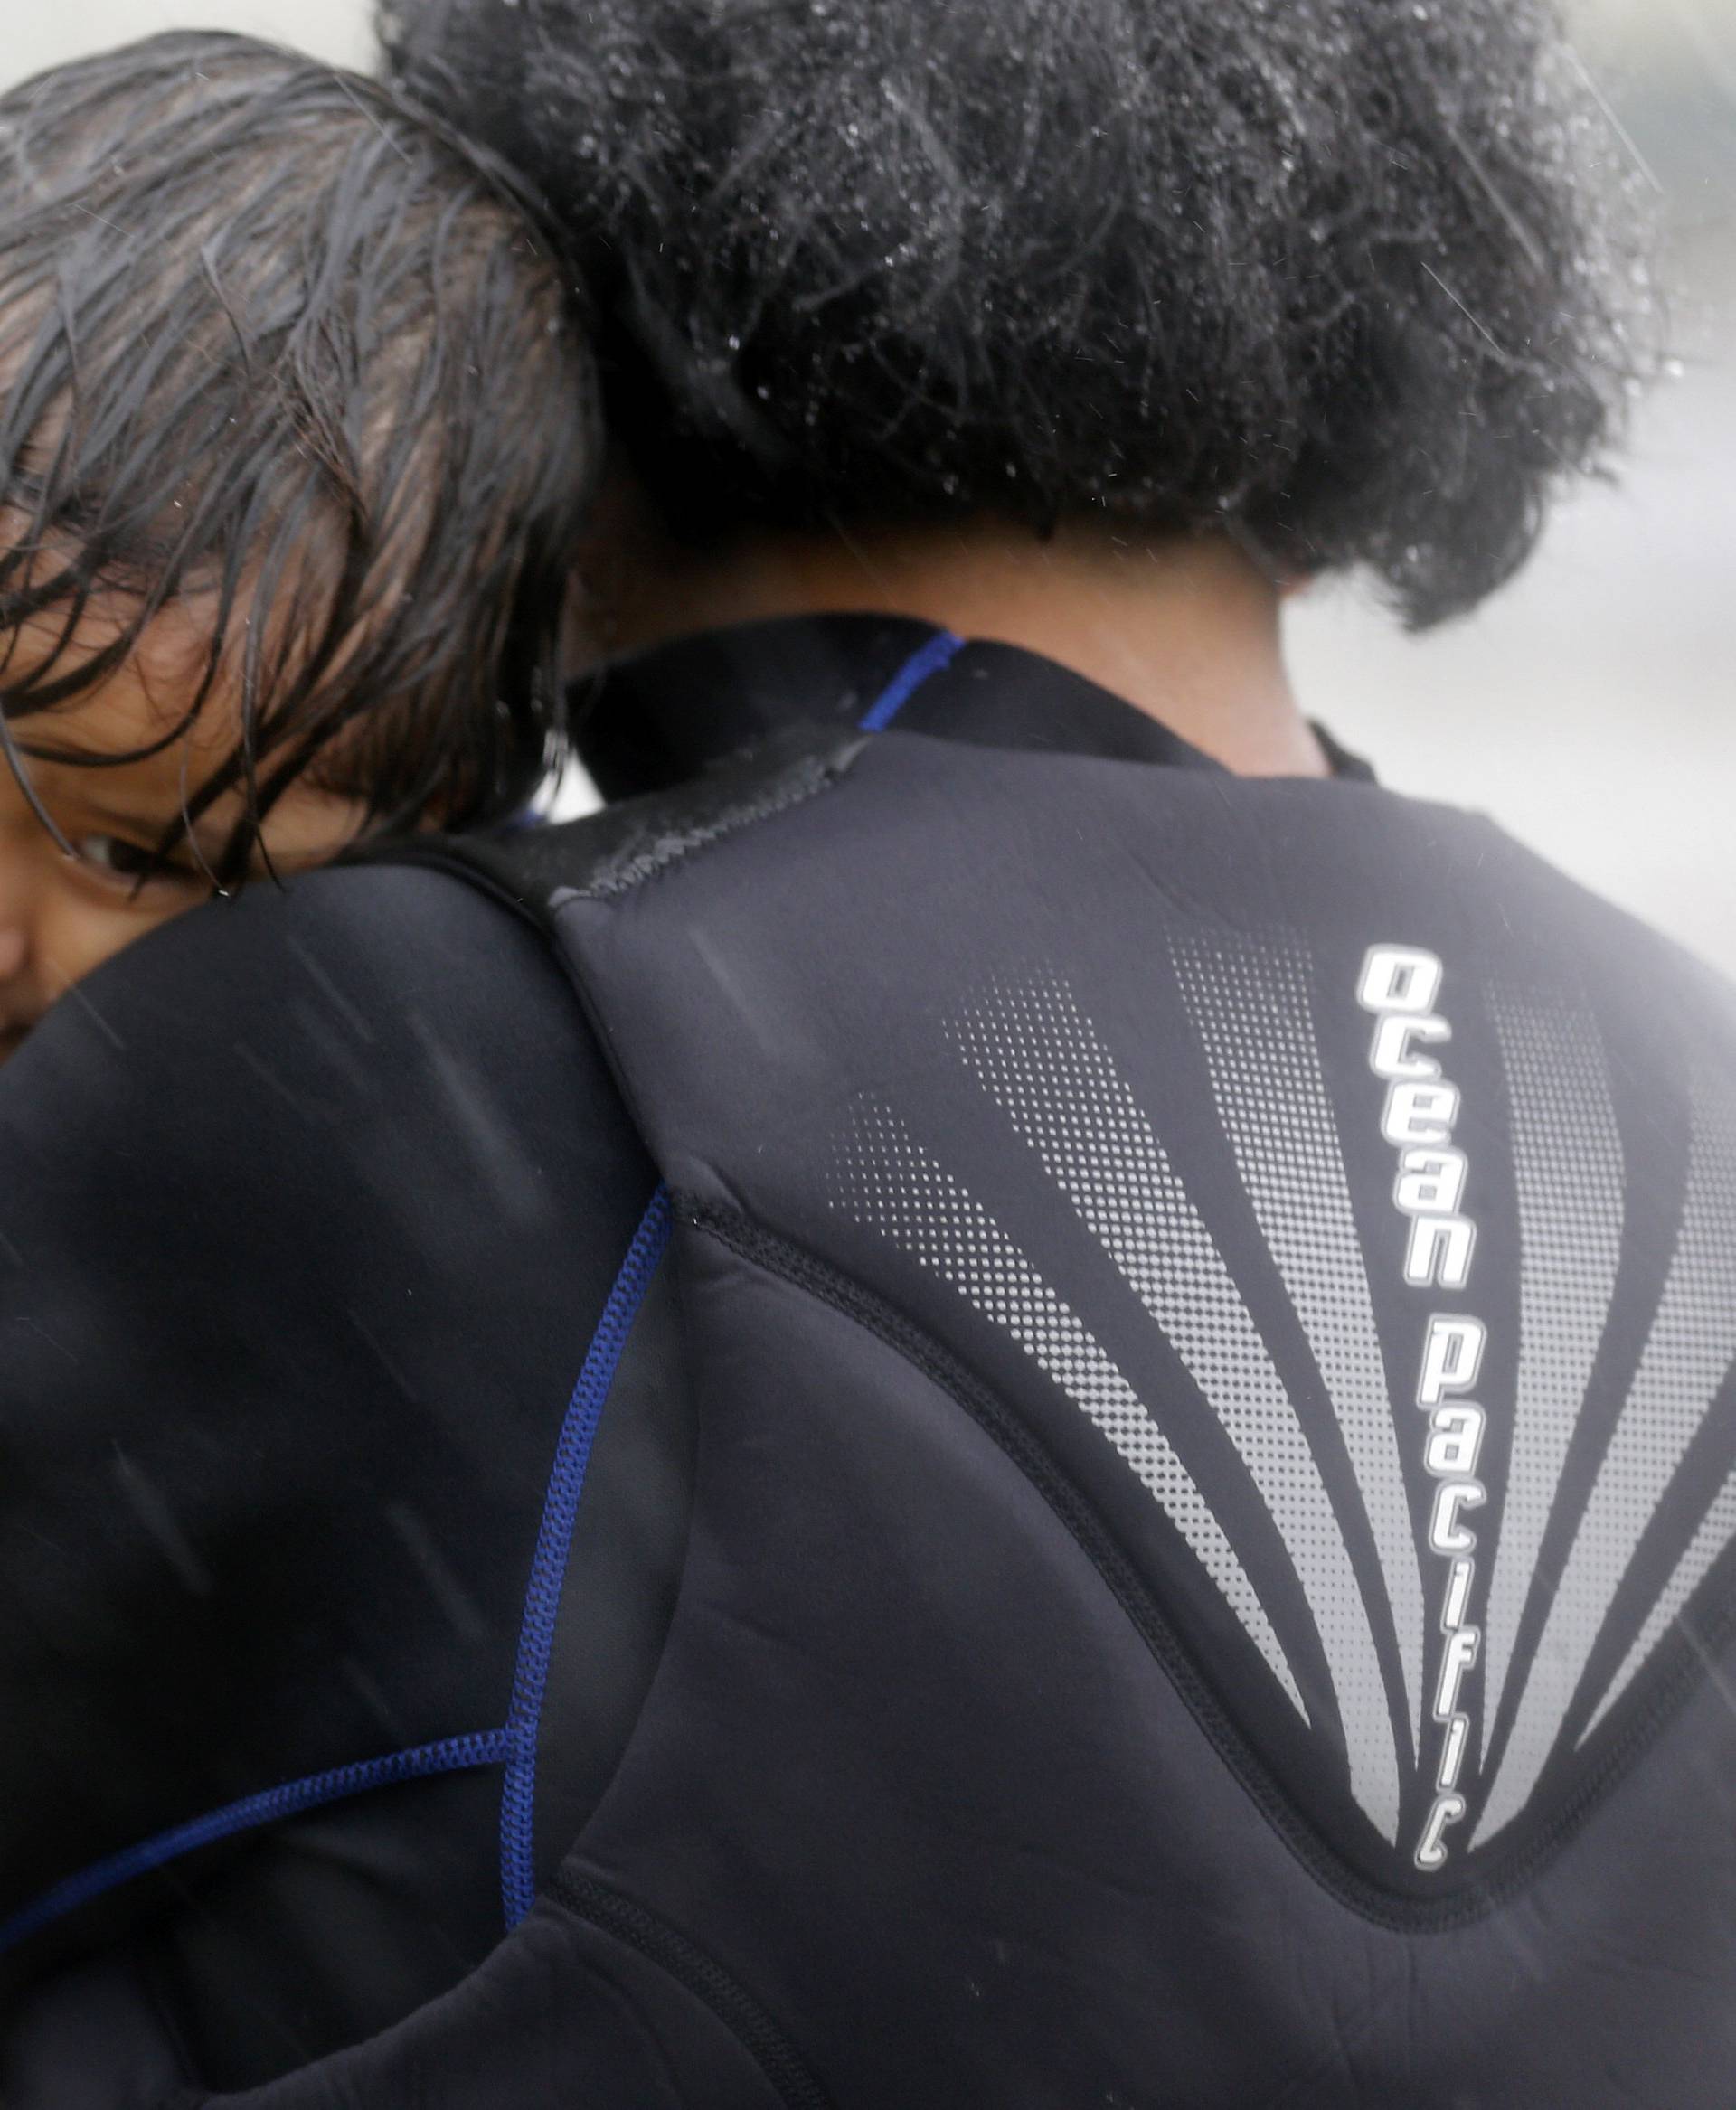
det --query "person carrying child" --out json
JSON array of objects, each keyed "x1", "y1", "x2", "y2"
[{"x1": 7, "y1": 1, "x2": 1736, "y2": 2105}]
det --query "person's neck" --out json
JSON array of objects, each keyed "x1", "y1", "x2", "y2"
[{"x1": 602, "y1": 515, "x2": 1325, "y2": 779}]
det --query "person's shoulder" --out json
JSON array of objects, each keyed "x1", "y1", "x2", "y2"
[
  {"x1": 0, "y1": 855, "x2": 612, "y2": 1151},
  {"x1": 406, "y1": 732, "x2": 866, "y2": 929}
]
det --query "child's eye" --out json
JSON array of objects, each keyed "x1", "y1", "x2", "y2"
[{"x1": 74, "y1": 834, "x2": 207, "y2": 897}]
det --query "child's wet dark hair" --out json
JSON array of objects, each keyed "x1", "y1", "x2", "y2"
[
  {"x1": 0, "y1": 31, "x2": 599, "y2": 884},
  {"x1": 382, "y1": 0, "x2": 1655, "y2": 629}
]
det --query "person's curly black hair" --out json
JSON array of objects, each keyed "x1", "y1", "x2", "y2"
[{"x1": 381, "y1": 0, "x2": 1654, "y2": 626}]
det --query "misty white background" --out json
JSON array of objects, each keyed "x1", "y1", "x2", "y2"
[{"x1": 7, "y1": 0, "x2": 1735, "y2": 972}]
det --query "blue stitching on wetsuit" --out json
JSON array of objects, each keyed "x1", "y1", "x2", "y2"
[
  {"x1": 856, "y1": 630, "x2": 966, "y2": 731},
  {"x1": 0, "y1": 1191, "x2": 676, "y2": 1951},
  {"x1": 1, "y1": 687, "x2": 911, "y2": 1958},
  {"x1": 0, "y1": 1729, "x2": 511, "y2": 1953},
  {"x1": 500, "y1": 1182, "x2": 675, "y2": 1927}
]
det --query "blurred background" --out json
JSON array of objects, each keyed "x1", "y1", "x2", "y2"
[{"x1": 5, "y1": 1, "x2": 1734, "y2": 969}]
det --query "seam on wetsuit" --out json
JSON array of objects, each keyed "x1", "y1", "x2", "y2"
[
  {"x1": 557, "y1": 750, "x2": 857, "y2": 904},
  {"x1": 530, "y1": 627, "x2": 962, "y2": 905},
  {"x1": 856, "y1": 629, "x2": 966, "y2": 731},
  {"x1": 376, "y1": 632, "x2": 959, "y2": 925},
  {"x1": 0, "y1": 1730, "x2": 511, "y2": 1954},
  {"x1": 499, "y1": 1183, "x2": 675, "y2": 1928},
  {"x1": 680, "y1": 1193, "x2": 1610, "y2": 1936},
  {"x1": 0, "y1": 1192, "x2": 677, "y2": 1952},
  {"x1": 549, "y1": 1870, "x2": 835, "y2": 2110},
  {"x1": 569, "y1": 626, "x2": 962, "y2": 902}
]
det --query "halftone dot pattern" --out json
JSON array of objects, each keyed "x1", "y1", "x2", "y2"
[
  {"x1": 1173, "y1": 932, "x2": 1424, "y2": 1757},
  {"x1": 1580, "y1": 1465, "x2": 1736, "y2": 1744},
  {"x1": 1477, "y1": 1053, "x2": 1736, "y2": 1846},
  {"x1": 950, "y1": 977, "x2": 1400, "y2": 1842},
  {"x1": 1481, "y1": 992, "x2": 1625, "y2": 1765},
  {"x1": 830, "y1": 1097, "x2": 1306, "y2": 1716}
]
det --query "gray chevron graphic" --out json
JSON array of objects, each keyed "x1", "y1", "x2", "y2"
[
  {"x1": 950, "y1": 976, "x2": 1401, "y2": 1844},
  {"x1": 1477, "y1": 1053, "x2": 1736, "y2": 1846},
  {"x1": 831, "y1": 1097, "x2": 1307, "y2": 1715},
  {"x1": 1581, "y1": 1461, "x2": 1736, "y2": 1744},
  {"x1": 1481, "y1": 991, "x2": 1625, "y2": 1763},
  {"x1": 1172, "y1": 934, "x2": 1424, "y2": 1757}
]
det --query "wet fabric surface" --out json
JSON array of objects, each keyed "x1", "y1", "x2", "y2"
[
  {"x1": 0, "y1": 864, "x2": 663, "y2": 2085},
  {"x1": 4, "y1": 620, "x2": 1734, "y2": 2105}
]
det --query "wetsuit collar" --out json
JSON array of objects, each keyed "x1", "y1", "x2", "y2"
[{"x1": 572, "y1": 613, "x2": 1373, "y2": 800}]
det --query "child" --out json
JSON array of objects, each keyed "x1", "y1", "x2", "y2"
[{"x1": 0, "y1": 30, "x2": 598, "y2": 1055}]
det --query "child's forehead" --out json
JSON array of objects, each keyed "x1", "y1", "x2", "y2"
[
  {"x1": 14, "y1": 592, "x2": 235, "y2": 763},
  {"x1": 13, "y1": 596, "x2": 370, "y2": 864}
]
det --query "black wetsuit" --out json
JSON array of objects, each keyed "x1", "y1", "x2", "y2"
[{"x1": 4, "y1": 618, "x2": 1736, "y2": 2105}]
